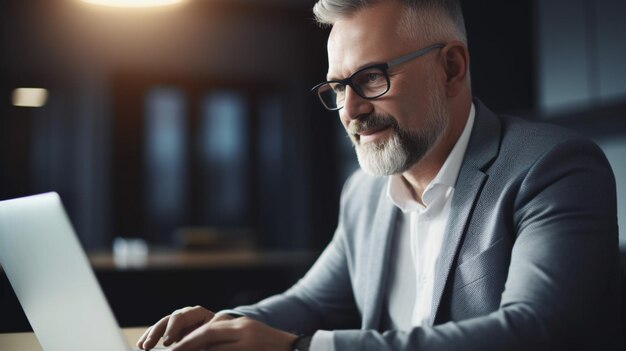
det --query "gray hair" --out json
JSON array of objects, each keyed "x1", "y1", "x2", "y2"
[{"x1": 313, "y1": 0, "x2": 468, "y2": 45}]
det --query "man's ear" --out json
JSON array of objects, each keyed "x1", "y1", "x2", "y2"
[{"x1": 441, "y1": 41, "x2": 469, "y2": 98}]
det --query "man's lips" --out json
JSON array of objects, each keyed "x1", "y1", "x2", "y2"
[{"x1": 356, "y1": 125, "x2": 392, "y2": 143}]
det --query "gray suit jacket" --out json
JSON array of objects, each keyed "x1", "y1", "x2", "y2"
[{"x1": 234, "y1": 100, "x2": 623, "y2": 350}]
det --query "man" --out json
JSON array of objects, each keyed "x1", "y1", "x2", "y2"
[{"x1": 138, "y1": 0, "x2": 623, "y2": 350}]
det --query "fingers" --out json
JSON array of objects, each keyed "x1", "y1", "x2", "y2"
[
  {"x1": 162, "y1": 306, "x2": 214, "y2": 346},
  {"x1": 136, "y1": 306, "x2": 214, "y2": 350},
  {"x1": 137, "y1": 315, "x2": 169, "y2": 350},
  {"x1": 136, "y1": 325, "x2": 153, "y2": 347},
  {"x1": 168, "y1": 317, "x2": 298, "y2": 351},
  {"x1": 170, "y1": 319, "x2": 241, "y2": 351}
]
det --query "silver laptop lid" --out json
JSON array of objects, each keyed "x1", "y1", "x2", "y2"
[{"x1": 0, "y1": 192, "x2": 128, "y2": 351}]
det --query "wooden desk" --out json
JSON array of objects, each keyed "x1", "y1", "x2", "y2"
[
  {"x1": 0, "y1": 327, "x2": 156, "y2": 351},
  {"x1": 88, "y1": 249, "x2": 316, "y2": 270}
]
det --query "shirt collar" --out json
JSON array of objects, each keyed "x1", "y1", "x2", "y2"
[{"x1": 388, "y1": 103, "x2": 476, "y2": 211}]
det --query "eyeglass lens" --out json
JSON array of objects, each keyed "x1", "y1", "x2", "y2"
[{"x1": 317, "y1": 66, "x2": 389, "y2": 110}]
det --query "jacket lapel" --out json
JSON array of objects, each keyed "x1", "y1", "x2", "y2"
[
  {"x1": 362, "y1": 190, "x2": 398, "y2": 330},
  {"x1": 428, "y1": 100, "x2": 501, "y2": 325}
]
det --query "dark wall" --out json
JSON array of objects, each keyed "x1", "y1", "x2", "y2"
[{"x1": 462, "y1": 0, "x2": 536, "y2": 113}]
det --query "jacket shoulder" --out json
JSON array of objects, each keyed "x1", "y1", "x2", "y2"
[{"x1": 496, "y1": 114, "x2": 606, "y2": 165}]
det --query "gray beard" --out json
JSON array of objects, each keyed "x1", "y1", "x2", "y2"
[{"x1": 350, "y1": 87, "x2": 448, "y2": 176}]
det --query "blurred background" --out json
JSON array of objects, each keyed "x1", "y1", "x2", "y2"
[{"x1": 1, "y1": 0, "x2": 625, "y2": 332}]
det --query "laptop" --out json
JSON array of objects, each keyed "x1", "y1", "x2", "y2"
[{"x1": 0, "y1": 192, "x2": 157, "y2": 351}]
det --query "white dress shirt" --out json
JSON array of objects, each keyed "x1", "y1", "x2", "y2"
[{"x1": 311, "y1": 104, "x2": 476, "y2": 350}]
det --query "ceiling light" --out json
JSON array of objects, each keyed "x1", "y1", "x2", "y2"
[
  {"x1": 81, "y1": 0, "x2": 185, "y2": 8},
  {"x1": 12, "y1": 88, "x2": 49, "y2": 108}
]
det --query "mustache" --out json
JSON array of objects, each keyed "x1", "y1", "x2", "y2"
[{"x1": 348, "y1": 114, "x2": 398, "y2": 135}]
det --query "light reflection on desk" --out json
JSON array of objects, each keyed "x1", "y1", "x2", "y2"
[{"x1": 88, "y1": 249, "x2": 317, "y2": 270}]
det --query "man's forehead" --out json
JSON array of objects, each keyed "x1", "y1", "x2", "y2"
[
  {"x1": 326, "y1": 24, "x2": 355, "y2": 79},
  {"x1": 326, "y1": 19, "x2": 393, "y2": 79},
  {"x1": 324, "y1": 2, "x2": 411, "y2": 80}
]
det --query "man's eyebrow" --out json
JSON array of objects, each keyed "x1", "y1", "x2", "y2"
[{"x1": 326, "y1": 61, "x2": 384, "y2": 81}]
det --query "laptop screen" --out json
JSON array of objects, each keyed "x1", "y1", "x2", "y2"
[{"x1": 0, "y1": 193, "x2": 129, "y2": 351}]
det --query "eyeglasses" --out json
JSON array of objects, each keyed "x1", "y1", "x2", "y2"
[{"x1": 311, "y1": 43, "x2": 445, "y2": 111}]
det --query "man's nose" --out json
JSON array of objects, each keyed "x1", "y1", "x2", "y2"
[{"x1": 342, "y1": 86, "x2": 373, "y2": 121}]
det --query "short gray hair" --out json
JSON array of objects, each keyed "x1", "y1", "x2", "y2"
[{"x1": 313, "y1": 0, "x2": 467, "y2": 45}]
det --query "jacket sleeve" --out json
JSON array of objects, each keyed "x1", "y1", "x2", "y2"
[{"x1": 231, "y1": 173, "x2": 362, "y2": 334}]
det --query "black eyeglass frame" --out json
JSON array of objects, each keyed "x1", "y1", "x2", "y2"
[{"x1": 311, "y1": 43, "x2": 445, "y2": 111}]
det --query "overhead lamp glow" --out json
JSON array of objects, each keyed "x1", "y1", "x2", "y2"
[
  {"x1": 81, "y1": 0, "x2": 185, "y2": 8},
  {"x1": 12, "y1": 88, "x2": 49, "y2": 108}
]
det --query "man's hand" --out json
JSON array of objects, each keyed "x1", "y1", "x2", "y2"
[
  {"x1": 136, "y1": 305, "x2": 224, "y2": 350},
  {"x1": 136, "y1": 306, "x2": 298, "y2": 350},
  {"x1": 168, "y1": 317, "x2": 299, "y2": 351}
]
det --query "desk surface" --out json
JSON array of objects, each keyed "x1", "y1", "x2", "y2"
[
  {"x1": 88, "y1": 249, "x2": 316, "y2": 270},
  {"x1": 0, "y1": 327, "x2": 155, "y2": 351}
]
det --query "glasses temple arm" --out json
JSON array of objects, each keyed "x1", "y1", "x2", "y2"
[{"x1": 386, "y1": 43, "x2": 445, "y2": 67}]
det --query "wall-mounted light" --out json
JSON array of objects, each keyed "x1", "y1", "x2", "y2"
[
  {"x1": 12, "y1": 88, "x2": 49, "y2": 108},
  {"x1": 81, "y1": 0, "x2": 186, "y2": 8}
]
